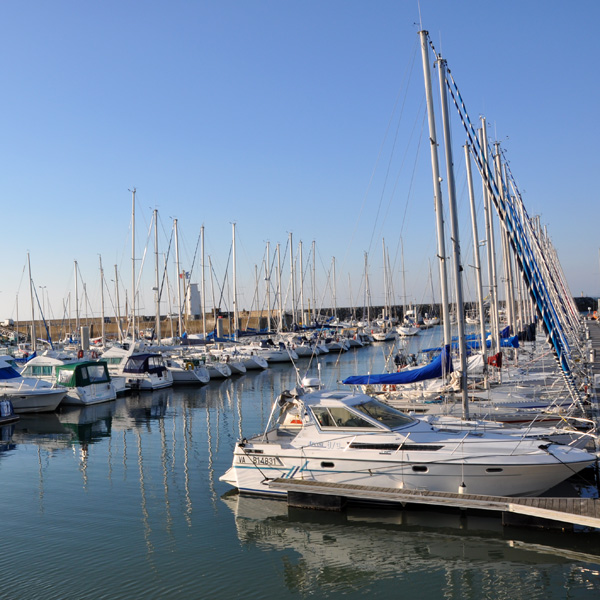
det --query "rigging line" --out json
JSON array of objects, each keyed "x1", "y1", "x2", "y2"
[
  {"x1": 447, "y1": 84, "x2": 578, "y2": 397},
  {"x1": 363, "y1": 37, "x2": 421, "y2": 261},
  {"x1": 214, "y1": 244, "x2": 233, "y2": 313},
  {"x1": 387, "y1": 109, "x2": 429, "y2": 285}
]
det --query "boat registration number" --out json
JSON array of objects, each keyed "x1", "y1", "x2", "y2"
[{"x1": 238, "y1": 455, "x2": 282, "y2": 466}]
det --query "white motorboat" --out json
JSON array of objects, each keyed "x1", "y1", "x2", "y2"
[
  {"x1": 0, "y1": 356, "x2": 67, "y2": 413},
  {"x1": 397, "y1": 325, "x2": 420, "y2": 337},
  {"x1": 164, "y1": 356, "x2": 210, "y2": 385},
  {"x1": 55, "y1": 360, "x2": 117, "y2": 406},
  {"x1": 102, "y1": 344, "x2": 173, "y2": 390},
  {"x1": 220, "y1": 381, "x2": 597, "y2": 498},
  {"x1": 242, "y1": 339, "x2": 299, "y2": 363},
  {"x1": 22, "y1": 349, "x2": 128, "y2": 395}
]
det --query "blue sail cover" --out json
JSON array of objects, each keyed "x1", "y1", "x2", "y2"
[{"x1": 343, "y1": 346, "x2": 453, "y2": 386}]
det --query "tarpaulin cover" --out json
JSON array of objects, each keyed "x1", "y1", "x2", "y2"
[{"x1": 343, "y1": 345, "x2": 453, "y2": 386}]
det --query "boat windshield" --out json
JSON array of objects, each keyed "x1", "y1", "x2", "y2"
[
  {"x1": 352, "y1": 398, "x2": 415, "y2": 429},
  {"x1": 311, "y1": 405, "x2": 377, "y2": 429}
]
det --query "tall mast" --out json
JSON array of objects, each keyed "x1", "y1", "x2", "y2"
[
  {"x1": 130, "y1": 187, "x2": 136, "y2": 341},
  {"x1": 201, "y1": 225, "x2": 206, "y2": 340},
  {"x1": 276, "y1": 243, "x2": 283, "y2": 332},
  {"x1": 364, "y1": 252, "x2": 370, "y2": 324},
  {"x1": 419, "y1": 30, "x2": 451, "y2": 347},
  {"x1": 332, "y1": 256, "x2": 337, "y2": 321},
  {"x1": 232, "y1": 222, "x2": 238, "y2": 340},
  {"x1": 464, "y1": 144, "x2": 488, "y2": 376},
  {"x1": 174, "y1": 218, "x2": 183, "y2": 341},
  {"x1": 382, "y1": 238, "x2": 388, "y2": 321},
  {"x1": 114, "y1": 265, "x2": 122, "y2": 342},
  {"x1": 265, "y1": 241, "x2": 271, "y2": 331},
  {"x1": 438, "y1": 55, "x2": 469, "y2": 417},
  {"x1": 99, "y1": 255, "x2": 106, "y2": 347},
  {"x1": 154, "y1": 209, "x2": 161, "y2": 344},
  {"x1": 299, "y1": 240, "x2": 305, "y2": 326},
  {"x1": 74, "y1": 260, "x2": 80, "y2": 338},
  {"x1": 27, "y1": 252, "x2": 36, "y2": 352},
  {"x1": 479, "y1": 120, "x2": 500, "y2": 354},
  {"x1": 289, "y1": 232, "x2": 296, "y2": 326},
  {"x1": 311, "y1": 240, "x2": 316, "y2": 323}
]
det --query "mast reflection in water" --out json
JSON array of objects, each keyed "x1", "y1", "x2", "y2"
[{"x1": 0, "y1": 344, "x2": 597, "y2": 599}]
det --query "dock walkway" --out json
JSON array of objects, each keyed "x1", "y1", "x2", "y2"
[{"x1": 269, "y1": 478, "x2": 600, "y2": 530}]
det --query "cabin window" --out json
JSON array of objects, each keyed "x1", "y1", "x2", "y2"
[
  {"x1": 412, "y1": 465, "x2": 428, "y2": 473},
  {"x1": 353, "y1": 399, "x2": 415, "y2": 429},
  {"x1": 486, "y1": 468, "x2": 503, "y2": 473},
  {"x1": 320, "y1": 462, "x2": 334, "y2": 468},
  {"x1": 87, "y1": 364, "x2": 108, "y2": 383},
  {"x1": 311, "y1": 406, "x2": 375, "y2": 429}
]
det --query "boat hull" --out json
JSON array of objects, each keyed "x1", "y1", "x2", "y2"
[{"x1": 222, "y1": 442, "x2": 595, "y2": 498}]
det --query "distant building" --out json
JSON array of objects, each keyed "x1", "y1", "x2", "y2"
[{"x1": 186, "y1": 283, "x2": 201, "y2": 318}]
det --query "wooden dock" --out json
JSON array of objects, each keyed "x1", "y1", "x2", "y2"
[{"x1": 268, "y1": 479, "x2": 600, "y2": 531}]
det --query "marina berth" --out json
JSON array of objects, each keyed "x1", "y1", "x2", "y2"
[{"x1": 220, "y1": 380, "x2": 597, "y2": 498}]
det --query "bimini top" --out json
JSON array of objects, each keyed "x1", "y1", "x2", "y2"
[
  {"x1": 123, "y1": 353, "x2": 167, "y2": 375},
  {"x1": 56, "y1": 361, "x2": 111, "y2": 387}
]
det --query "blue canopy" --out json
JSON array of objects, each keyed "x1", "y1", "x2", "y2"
[{"x1": 343, "y1": 346, "x2": 453, "y2": 386}]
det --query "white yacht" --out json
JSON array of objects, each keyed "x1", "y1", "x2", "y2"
[
  {"x1": 220, "y1": 381, "x2": 597, "y2": 498},
  {"x1": 102, "y1": 343, "x2": 173, "y2": 390},
  {"x1": 55, "y1": 360, "x2": 117, "y2": 405},
  {"x1": 0, "y1": 356, "x2": 67, "y2": 413},
  {"x1": 164, "y1": 356, "x2": 210, "y2": 385}
]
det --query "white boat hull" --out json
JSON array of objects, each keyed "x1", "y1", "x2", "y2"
[{"x1": 222, "y1": 443, "x2": 593, "y2": 498}]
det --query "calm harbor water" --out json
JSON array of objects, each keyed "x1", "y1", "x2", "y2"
[{"x1": 1, "y1": 335, "x2": 599, "y2": 599}]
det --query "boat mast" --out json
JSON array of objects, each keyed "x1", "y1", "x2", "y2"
[
  {"x1": 174, "y1": 218, "x2": 184, "y2": 341},
  {"x1": 99, "y1": 255, "x2": 106, "y2": 347},
  {"x1": 437, "y1": 55, "x2": 469, "y2": 417},
  {"x1": 265, "y1": 241, "x2": 271, "y2": 331},
  {"x1": 276, "y1": 243, "x2": 283, "y2": 332},
  {"x1": 74, "y1": 260, "x2": 80, "y2": 340},
  {"x1": 232, "y1": 222, "x2": 239, "y2": 340},
  {"x1": 332, "y1": 256, "x2": 337, "y2": 321},
  {"x1": 299, "y1": 240, "x2": 305, "y2": 327},
  {"x1": 130, "y1": 187, "x2": 136, "y2": 341},
  {"x1": 289, "y1": 232, "x2": 296, "y2": 326},
  {"x1": 419, "y1": 30, "x2": 451, "y2": 347},
  {"x1": 201, "y1": 225, "x2": 206, "y2": 340},
  {"x1": 27, "y1": 252, "x2": 36, "y2": 352},
  {"x1": 363, "y1": 252, "x2": 368, "y2": 325},
  {"x1": 154, "y1": 209, "x2": 161, "y2": 345},
  {"x1": 381, "y1": 239, "x2": 388, "y2": 322},
  {"x1": 464, "y1": 144, "x2": 488, "y2": 378},
  {"x1": 312, "y1": 240, "x2": 317, "y2": 324},
  {"x1": 479, "y1": 121, "x2": 500, "y2": 355},
  {"x1": 500, "y1": 157, "x2": 517, "y2": 335},
  {"x1": 114, "y1": 264, "x2": 122, "y2": 343}
]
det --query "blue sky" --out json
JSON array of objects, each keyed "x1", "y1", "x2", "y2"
[{"x1": 1, "y1": 1, "x2": 598, "y2": 324}]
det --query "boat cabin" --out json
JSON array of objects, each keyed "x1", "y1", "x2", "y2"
[{"x1": 55, "y1": 361, "x2": 112, "y2": 388}]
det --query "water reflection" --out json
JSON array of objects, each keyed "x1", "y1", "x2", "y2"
[
  {"x1": 1, "y1": 346, "x2": 598, "y2": 600},
  {"x1": 222, "y1": 492, "x2": 600, "y2": 598}
]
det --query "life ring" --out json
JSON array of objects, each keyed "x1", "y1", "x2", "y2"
[
  {"x1": 185, "y1": 362, "x2": 193, "y2": 371},
  {"x1": 77, "y1": 349, "x2": 84, "y2": 359}
]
